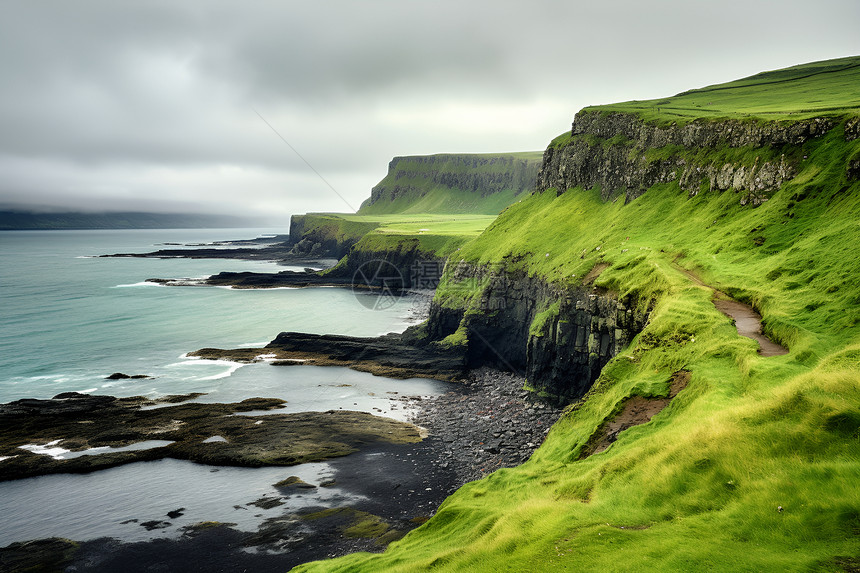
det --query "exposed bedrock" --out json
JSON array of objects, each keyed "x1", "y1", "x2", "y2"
[
  {"x1": 322, "y1": 244, "x2": 446, "y2": 290},
  {"x1": 426, "y1": 262, "x2": 648, "y2": 403},
  {"x1": 538, "y1": 110, "x2": 835, "y2": 205},
  {"x1": 265, "y1": 331, "x2": 466, "y2": 381},
  {"x1": 0, "y1": 393, "x2": 423, "y2": 481}
]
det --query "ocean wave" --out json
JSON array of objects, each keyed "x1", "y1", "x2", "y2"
[
  {"x1": 169, "y1": 355, "x2": 248, "y2": 381},
  {"x1": 113, "y1": 281, "x2": 165, "y2": 288},
  {"x1": 198, "y1": 362, "x2": 245, "y2": 380}
]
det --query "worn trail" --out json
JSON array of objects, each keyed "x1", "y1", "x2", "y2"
[{"x1": 673, "y1": 261, "x2": 788, "y2": 356}]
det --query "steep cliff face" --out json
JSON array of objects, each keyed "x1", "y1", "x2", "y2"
[
  {"x1": 288, "y1": 214, "x2": 379, "y2": 258},
  {"x1": 419, "y1": 112, "x2": 857, "y2": 402},
  {"x1": 359, "y1": 152, "x2": 542, "y2": 214},
  {"x1": 323, "y1": 241, "x2": 445, "y2": 290},
  {"x1": 538, "y1": 110, "x2": 834, "y2": 205},
  {"x1": 426, "y1": 262, "x2": 647, "y2": 402}
]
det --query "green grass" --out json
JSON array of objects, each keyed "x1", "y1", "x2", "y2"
[
  {"x1": 297, "y1": 186, "x2": 860, "y2": 573},
  {"x1": 590, "y1": 55, "x2": 860, "y2": 124},
  {"x1": 358, "y1": 152, "x2": 543, "y2": 215},
  {"x1": 294, "y1": 57, "x2": 860, "y2": 572}
]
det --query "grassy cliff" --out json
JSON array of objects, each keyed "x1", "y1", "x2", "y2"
[
  {"x1": 295, "y1": 57, "x2": 860, "y2": 572},
  {"x1": 587, "y1": 55, "x2": 860, "y2": 123},
  {"x1": 358, "y1": 152, "x2": 542, "y2": 215}
]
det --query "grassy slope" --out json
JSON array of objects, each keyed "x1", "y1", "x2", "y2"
[
  {"x1": 295, "y1": 59, "x2": 860, "y2": 572},
  {"x1": 590, "y1": 55, "x2": 860, "y2": 123},
  {"x1": 358, "y1": 152, "x2": 543, "y2": 215}
]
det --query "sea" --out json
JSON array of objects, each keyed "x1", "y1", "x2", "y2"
[{"x1": 0, "y1": 228, "x2": 448, "y2": 546}]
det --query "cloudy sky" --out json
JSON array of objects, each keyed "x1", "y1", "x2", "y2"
[{"x1": 1, "y1": 0, "x2": 858, "y2": 224}]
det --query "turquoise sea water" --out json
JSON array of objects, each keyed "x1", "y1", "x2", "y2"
[{"x1": 0, "y1": 229, "x2": 448, "y2": 546}]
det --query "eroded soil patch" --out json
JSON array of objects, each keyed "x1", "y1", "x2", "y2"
[
  {"x1": 581, "y1": 370, "x2": 690, "y2": 458},
  {"x1": 582, "y1": 262, "x2": 609, "y2": 285}
]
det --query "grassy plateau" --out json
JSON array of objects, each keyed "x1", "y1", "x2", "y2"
[{"x1": 295, "y1": 57, "x2": 860, "y2": 572}]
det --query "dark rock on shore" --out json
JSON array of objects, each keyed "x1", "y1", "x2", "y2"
[
  {"x1": 408, "y1": 367, "x2": 565, "y2": 484},
  {"x1": 0, "y1": 538, "x2": 79, "y2": 573},
  {"x1": 147, "y1": 270, "x2": 360, "y2": 289},
  {"x1": 0, "y1": 393, "x2": 423, "y2": 481},
  {"x1": 102, "y1": 232, "x2": 340, "y2": 266},
  {"x1": 269, "y1": 331, "x2": 466, "y2": 381},
  {"x1": 0, "y1": 368, "x2": 564, "y2": 571},
  {"x1": 190, "y1": 329, "x2": 466, "y2": 382}
]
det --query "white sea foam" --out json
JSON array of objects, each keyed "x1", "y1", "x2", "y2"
[
  {"x1": 199, "y1": 362, "x2": 245, "y2": 380},
  {"x1": 238, "y1": 342, "x2": 270, "y2": 348},
  {"x1": 19, "y1": 440, "x2": 69, "y2": 459},
  {"x1": 219, "y1": 285, "x2": 300, "y2": 290},
  {"x1": 19, "y1": 440, "x2": 174, "y2": 460},
  {"x1": 0, "y1": 456, "x2": 17, "y2": 462},
  {"x1": 113, "y1": 281, "x2": 165, "y2": 288},
  {"x1": 172, "y1": 356, "x2": 242, "y2": 368},
  {"x1": 202, "y1": 436, "x2": 228, "y2": 443},
  {"x1": 61, "y1": 440, "x2": 175, "y2": 458},
  {"x1": 79, "y1": 388, "x2": 98, "y2": 394}
]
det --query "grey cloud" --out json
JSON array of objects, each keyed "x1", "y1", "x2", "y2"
[{"x1": 0, "y1": 0, "x2": 858, "y2": 218}]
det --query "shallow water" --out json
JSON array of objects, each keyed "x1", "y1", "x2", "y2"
[
  {"x1": 0, "y1": 228, "x2": 429, "y2": 402},
  {"x1": 0, "y1": 228, "x2": 449, "y2": 547},
  {"x1": 0, "y1": 458, "x2": 355, "y2": 545}
]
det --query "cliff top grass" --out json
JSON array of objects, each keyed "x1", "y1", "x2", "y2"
[
  {"x1": 585, "y1": 55, "x2": 860, "y2": 124},
  {"x1": 388, "y1": 150, "x2": 544, "y2": 163},
  {"x1": 358, "y1": 151, "x2": 543, "y2": 215},
  {"x1": 296, "y1": 57, "x2": 860, "y2": 572}
]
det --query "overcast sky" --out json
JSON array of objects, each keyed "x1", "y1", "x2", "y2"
[{"x1": 1, "y1": 0, "x2": 858, "y2": 224}]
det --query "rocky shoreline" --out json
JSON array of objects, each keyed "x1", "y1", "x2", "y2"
[
  {"x1": 0, "y1": 394, "x2": 424, "y2": 482},
  {"x1": 406, "y1": 367, "x2": 565, "y2": 484},
  {"x1": 0, "y1": 367, "x2": 565, "y2": 571}
]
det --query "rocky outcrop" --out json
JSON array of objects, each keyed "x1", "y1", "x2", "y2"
[
  {"x1": 322, "y1": 243, "x2": 445, "y2": 290},
  {"x1": 569, "y1": 111, "x2": 833, "y2": 148},
  {"x1": 538, "y1": 110, "x2": 835, "y2": 206},
  {"x1": 426, "y1": 262, "x2": 647, "y2": 403},
  {"x1": 0, "y1": 393, "x2": 423, "y2": 481},
  {"x1": 287, "y1": 215, "x2": 376, "y2": 259},
  {"x1": 845, "y1": 116, "x2": 860, "y2": 141},
  {"x1": 265, "y1": 331, "x2": 466, "y2": 381},
  {"x1": 150, "y1": 246, "x2": 444, "y2": 295}
]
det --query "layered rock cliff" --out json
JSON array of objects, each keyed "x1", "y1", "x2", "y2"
[
  {"x1": 537, "y1": 110, "x2": 835, "y2": 205},
  {"x1": 417, "y1": 111, "x2": 857, "y2": 402},
  {"x1": 423, "y1": 262, "x2": 647, "y2": 403}
]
